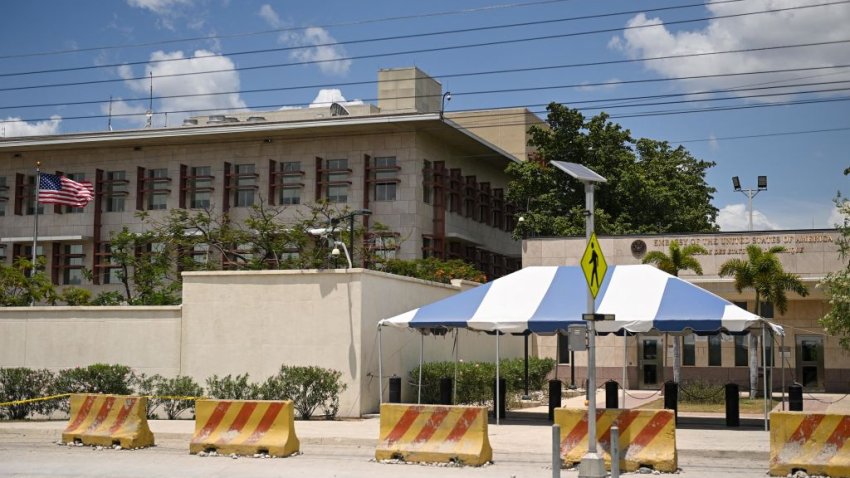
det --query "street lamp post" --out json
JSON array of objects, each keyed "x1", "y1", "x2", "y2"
[
  {"x1": 440, "y1": 91, "x2": 452, "y2": 119},
  {"x1": 333, "y1": 209, "x2": 371, "y2": 267},
  {"x1": 550, "y1": 161, "x2": 607, "y2": 478},
  {"x1": 732, "y1": 176, "x2": 767, "y2": 231}
]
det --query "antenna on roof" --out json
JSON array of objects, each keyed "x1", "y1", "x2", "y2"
[
  {"x1": 330, "y1": 102, "x2": 350, "y2": 117},
  {"x1": 145, "y1": 72, "x2": 153, "y2": 128},
  {"x1": 107, "y1": 96, "x2": 113, "y2": 131}
]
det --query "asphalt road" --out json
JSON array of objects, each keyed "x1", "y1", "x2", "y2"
[{"x1": 0, "y1": 432, "x2": 768, "y2": 478}]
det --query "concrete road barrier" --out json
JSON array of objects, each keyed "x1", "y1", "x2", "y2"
[
  {"x1": 375, "y1": 404, "x2": 492, "y2": 466},
  {"x1": 555, "y1": 407, "x2": 677, "y2": 472},
  {"x1": 62, "y1": 394, "x2": 154, "y2": 449},
  {"x1": 770, "y1": 411, "x2": 850, "y2": 477},
  {"x1": 189, "y1": 399, "x2": 300, "y2": 457}
]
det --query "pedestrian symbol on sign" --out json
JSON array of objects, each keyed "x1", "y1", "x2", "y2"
[{"x1": 581, "y1": 233, "x2": 607, "y2": 298}]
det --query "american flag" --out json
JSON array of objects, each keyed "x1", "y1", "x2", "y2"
[{"x1": 37, "y1": 173, "x2": 94, "y2": 207}]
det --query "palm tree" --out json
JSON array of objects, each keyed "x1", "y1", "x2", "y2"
[
  {"x1": 642, "y1": 240, "x2": 708, "y2": 383},
  {"x1": 719, "y1": 245, "x2": 809, "y2": 398}
]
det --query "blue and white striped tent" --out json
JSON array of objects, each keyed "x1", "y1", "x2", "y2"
[{"x1": 379, "y1": 265, "x2": 776, "y2": 335}]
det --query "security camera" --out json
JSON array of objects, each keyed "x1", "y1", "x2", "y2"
[{"x1": 331, "y1": 247, "x2": 341, "y2": 257}]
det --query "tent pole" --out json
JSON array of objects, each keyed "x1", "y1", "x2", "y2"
[
  {"x1": 378, "y1": 325, "x2": 383, "y2": 405},
  {"x1": 622, "y1": 331, "x2": 627, "y2": 409},
  {"x1": 781, "y1": 332, "x2": 786, "y2": 411},
  {"x1": 763, "y1": 324, "x2": 768, "y2": 431},
  {"x1": 496, "y1": 331, "x2": 501, "y2": 426},
  {"x1": 418, "y1": 332, "x2": 424, "y2": 405},
  {"x1": 453, "y1": 329, "x2": 459, "y2": 405}
]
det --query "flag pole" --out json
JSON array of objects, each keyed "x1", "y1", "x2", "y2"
[{"x1": 31, "y1": 162, "x2": 41, "y2": 305}]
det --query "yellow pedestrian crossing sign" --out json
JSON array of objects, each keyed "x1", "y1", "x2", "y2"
[{"x1": 581, "y1": 233, "x2": 607, "y2": 298}]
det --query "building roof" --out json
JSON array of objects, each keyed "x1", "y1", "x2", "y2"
[{"x1": 0, "y1": 112, "x2": 519, "y2": 165}]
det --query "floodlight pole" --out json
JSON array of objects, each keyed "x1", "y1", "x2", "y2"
[
  {"x1": 733, "y1": 176, "x2": 766, "y2": 231},
  {"x1": 579, "y1": 182, "x2": 606, "y2": 478}
]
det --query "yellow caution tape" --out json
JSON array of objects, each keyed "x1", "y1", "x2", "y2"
[
  {"x1": 0, "y1": 393, "x2": 71, "y2": 407},
  {"x1": 0, "y1": 394, "x2": 208, "y2": 407}
]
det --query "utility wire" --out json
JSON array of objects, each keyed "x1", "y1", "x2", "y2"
[
  {"x1": 671, "y1": 126, "x2": 850, "y2": 144},
  {"x1": 0, "y1": 0, "x2": 753, "y2": 78},
  {"x1": 3, "y1": 36, "x2": 849, "y2": 94},
  {"x1": 5, "y1": 83, "x2": 850, "y2": 126},
  {"x1": 4, "y1": 63, "x2": 850, "y2": 112},
  {"x1": 0, "y1": 0, "x2": 576, "y2": 60},
  {"x1": 1, "y1": 2, "x2": 847, "y2": 92}
]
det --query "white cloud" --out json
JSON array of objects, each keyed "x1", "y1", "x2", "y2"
[
  {"x1": 109, "y1": 49, "x2": 246, "y2": 128},
  {"x1": 717, "y1": 203, "x2": 781, "y2": 231},
  {"x1": 127, "y1": 0, "x2": 196, "y2": 30},
  {"x1": 577, "y1": 78, "x2": 622, "y2": 92},
  {"x1": 610, "y1": 1, "x2": 850, "y2": 98},
  {"x1": 259, "y1": 4, "x2": 352, "y2": 76},
  {"x1": 307, "y1": 89, "x2": 363, "y2": 108},
  {"x1": 827, "y1": 201, "x2": 849, "y2": 228},
  {"x1": 1, "y1": 116, "x2": 62, "y2": 137},
  {"x1": 258, "y1": 4, "x2": 281, "y2": 27},
  {"x1": 707, "y1": 133, "x2": 719, "y2": 151}
]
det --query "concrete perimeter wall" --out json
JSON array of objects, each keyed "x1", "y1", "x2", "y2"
[
  {"x1": 0, "y1": 270, "x2": 523, "y2": 416},
  {"x1": 0, "y1": 306, "x2": 181, "y2": 376}
]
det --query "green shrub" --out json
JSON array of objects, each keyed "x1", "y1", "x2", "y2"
[
  {"x1": 0, "y1": 368, "x2": 57, "y2": 420},
  {"x1": 50, "y1": 364, "x2": 135, "y2": 413},
  {"x1": 410, "y1": 357, "x2": 555, "y2": 406},
  {"x1": 155, "y1": 376, "x2": 203, "y2": 419},
  {"x1": 91, "y1": 291, "x2": 124, "y2": 306},
  {"x1": 262, "y1": 365, "x2": 347, "y2": 420},
  {"x1": 59, "y1": 287, "x2": 92, "y2": 306},
  {"x1": 205, "y1": 374, "x2": 259, "y2": 400},
  {"x1": 132, "y1": 373, "x2": 164, "y2": 419}
]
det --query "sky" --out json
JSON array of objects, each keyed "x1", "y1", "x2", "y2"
[{"x1": 1, "y1": 0, "x2": 848, "y2": 231}]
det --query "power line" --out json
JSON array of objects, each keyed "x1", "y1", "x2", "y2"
[
  {"x1": 1, "y1": 0, "x2": 752, "y2": 78},
  {"x1": 6, "y1": 81, "x2": 850, "y2": 126},
  {"x1": 671, "y1": 126, "x2": 850, "y2": 144},
  {"x1": 3, "y1": 35, "x2": 849, "y2": 95},
  {"x1": 4, "y1": 63, "x2": 850, "y2": 113},
  {"x1": 2, "y1": 2, "x2": 847, "y2": 93},
  {"x1": 0, "y1": 0, "x2": 575, "y2": 61}
]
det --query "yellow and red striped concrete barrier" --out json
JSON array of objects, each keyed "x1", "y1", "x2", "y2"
[
  {"x1": 555, "y1": 408, "x2": 676, "y2": 472},
  {"x1": 62, "y1": 394, "x2": 154, "y2": 449},
  {"x1": 189, "y1": 399, "x2": 300, "y2": 457},
  {"x1": 770, "y1": 411, "x2": 850, "y2": 477},
  {"x1": 375, "y1": 403, "x2": 492, "y2": 466}
]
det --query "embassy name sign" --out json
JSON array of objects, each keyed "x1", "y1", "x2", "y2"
[{"x1": 650, "y1": 232, "x2": 836, "y2": 256}]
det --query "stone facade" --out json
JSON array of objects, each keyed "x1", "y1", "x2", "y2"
[
  {"x1": 0, "y1": 67, "x2": 535, "y2": 295},
  {"x1": 523, "y1": 230, "x2": 847, "y2": 392}
]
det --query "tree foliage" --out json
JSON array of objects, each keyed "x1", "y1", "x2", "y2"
[
  {"x1": 0, "y1": 257, "x2": 56, "y2": 306},
  {"x1": 719, "y1": 244, "x2": 809, "y2": 398},
  {"x1": 641, "y1": 240, "x2": 707, "y2": 277},
  {"x1": 819, "y1": 195, "x2": 850, "y2": 349},
  {"x1": 508, "y1": 104, "x2": 718, "y2": 238}
]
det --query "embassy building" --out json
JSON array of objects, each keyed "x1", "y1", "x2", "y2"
[
  {"x1": 524, "y1": 229, "x2": 847, "y2": 393},
  {"x1": 0, "y1": 67, "x2": 542, "y2": 293}
]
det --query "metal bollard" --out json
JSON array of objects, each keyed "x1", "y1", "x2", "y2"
[
  {"x1": 548, "y1": 379, "x2": 562, "y2": 421},
  {"x1": 439, "y1": 377, "x2": 453, "y2": 405},
  {"x1": 605, "y1": 380, "x2": 619, "y2": 409},
  {"x1": 552, "y1": 424, "x2": 561, "y2": 478},
  {"x1": 789, "y1": 382, "x2": 803, "y2": 411},
  {"x1": 388, "y1": 376, "x2": 401, "y2": 403},
  {"x1": 664, "y1": 381, "x2": 678, "y2": 424},
  {"x1": 725, "y1": 383, "x2": 739, "y2": 427},
  {"x1": 611, "y1": 425, "x2": 620, "y2": 478}
]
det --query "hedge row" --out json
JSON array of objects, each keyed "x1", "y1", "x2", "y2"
[
  {"x1": 0, "y1": 363, "x2": 346, "y2": 421},
  {"x1": 409, "y1": 357, "x2": 555, "y2": 406}
]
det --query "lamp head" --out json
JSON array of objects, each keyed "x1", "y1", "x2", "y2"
[
  {"x1": 757, "y1": 175, "x2": 767, "y2": 190},
  {"x1": 732, "y1": 176, "x2": 741, "y2": 191},
  {"x1": 331, "y1": 246, "x2": 340, "y2": 257},
  {"x1": 517, "y1": 215, "x2": 525, "y2": 223}
]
